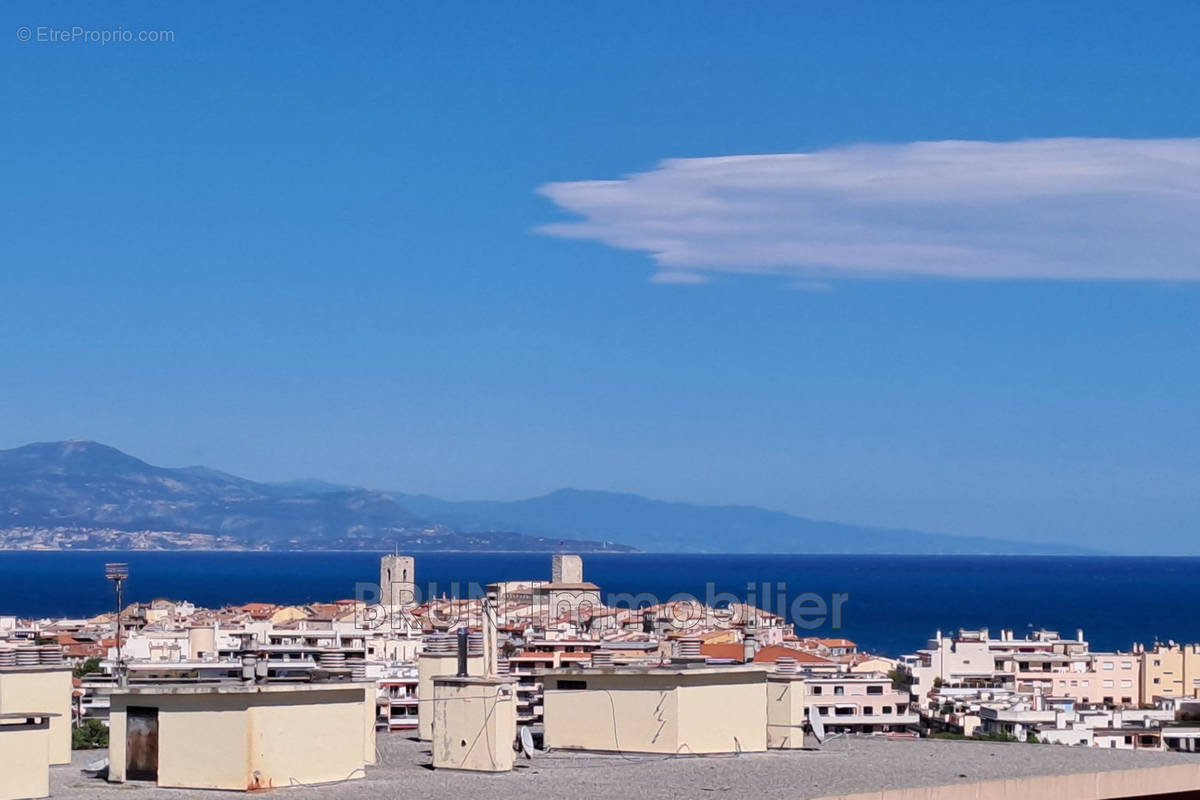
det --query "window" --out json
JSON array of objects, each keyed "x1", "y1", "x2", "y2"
[
  {"x1": 1120, "y1": 680, "x2": 1132, "y2": 689},
  {"x1": 834, "y1": 686, "x2": 845, "y2": 696},
  {"x1": 1122, "y1": 697, "x2": 1132, "y2": 704},
  {"x1": 1121, "y1": 662, "x2": 1132, "y2": 670},
  {"x1": 811, "y1": 686, "x2": 822, "y2": 695},
  {"x1": 1102, "y1": 662, "x2": 1114, "y2": 671},
  {"x1": 863, "y1": 706, "x2": 874, "y2": 715},
  {"x1": 1082, "y1": 680, "x2": 1090, "y2": 687},
  {"x1": 881, "y1": 705, "x2": 892, "y2": 714},
  {"x1": 1154, "y1": 678, "x2": 1161, "y2": 685},
  {"x1": 1154, "y1": 659, "x2": 1162, "y2": 667},
  {"x1": 867, "y1": 686, "x2": 883, "y2": 695},
  {"x1": 1103, "y1": 679, "x2": 1115, "y2": 688},
  {"x1": 818, "y1": 706, "x2": 830, "y2": 716}
]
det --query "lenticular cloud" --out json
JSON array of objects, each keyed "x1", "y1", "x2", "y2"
[{"x1": 536, "y1": 138, "x2": 1200, "y2": 283}]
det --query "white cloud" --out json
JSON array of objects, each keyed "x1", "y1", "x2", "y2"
[{"x1": 537, "y1": 138, "x2": 1200, "y2": 282}]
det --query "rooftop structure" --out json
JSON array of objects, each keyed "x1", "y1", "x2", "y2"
[
  {"x1": 542, "y1": 663, "x2": 769, "y2": 754},
  {"x1": 104, "y1": 681, "x2": 376, "y2": 791},
  {"x1": 0, "y1": 664, "x2": 73, "y2": 765},
  {"x1": 0, "y1": 712, "x2": 57, "y2": 800}
]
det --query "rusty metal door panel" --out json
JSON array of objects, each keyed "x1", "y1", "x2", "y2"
[{"x1": 125, "y1": 706, "x2": 159, "y2": 781}]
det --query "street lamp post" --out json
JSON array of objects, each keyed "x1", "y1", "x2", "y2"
[{"x1": 104, "y1": 563, "x2": 128, "y2": 685}]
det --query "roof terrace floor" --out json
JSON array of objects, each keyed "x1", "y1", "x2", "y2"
[{"x1": 55, "y1": 733, "x2": 1200, "y2": 800}]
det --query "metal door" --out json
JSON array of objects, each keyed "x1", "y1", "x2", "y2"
[{"x1": 125, "y1": 706, "x2": 159, "y2": 781}]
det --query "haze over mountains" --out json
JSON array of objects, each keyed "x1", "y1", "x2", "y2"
[{"x1": 0, "y1": 440, "x2": 1092, "y2": 554}]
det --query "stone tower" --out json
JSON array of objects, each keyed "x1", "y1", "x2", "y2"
[
  {"x1": 380, "y1": 554, "x2": 416, "y2": 608},
  {"x1": 551, "y1": 553, "x2": 583, "y2": 584}
]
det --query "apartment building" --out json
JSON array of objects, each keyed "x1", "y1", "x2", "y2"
[
  {"x1": 1136, "y1": 642, "x2": 1200, "y2": 701},
  {"x1": 376, "y1": 668, "x2": 419, "y2": 732},
  {"x1": 794, "y1": 672, "x2": 916, "y2": 735},
  {"x1": 906, "y1": 628, "x2": 1090, "y2": 694}
]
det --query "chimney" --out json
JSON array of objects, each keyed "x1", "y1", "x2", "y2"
[
  {"x1": 241, "y1": 652, "x2": 257, "y2": 683},
  {"x1": 743, "y1": 626, "x2": 758, "y2": 663},
  {"x1": 255, "y1": 657, "x2": 269, "y2": 684},
  {"x1": 456, "y1": 628, "x2": 469, "y2": 678},
  {"x1": 483, "y1": 587, "x2": 499, "y2": 677}
]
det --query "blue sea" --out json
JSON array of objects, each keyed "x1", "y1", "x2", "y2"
[{"x1": 1, "y1": 552, "x2": 1195, "y2": 656}]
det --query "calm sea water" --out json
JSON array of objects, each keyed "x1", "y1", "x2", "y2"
[{"x1": 1, "y1": 552, "x2": 1194, "y2": 656}]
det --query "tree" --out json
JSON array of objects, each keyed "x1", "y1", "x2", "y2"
[
  {"x1": 887, "y1": 668, "x2": 912, "y2": 691},
  {"x1": 73, "y1": 719, "x2": 109, "y2": 750},
  {"x1": 73, "y1": 657, "x2": 102, "y2": 678}
]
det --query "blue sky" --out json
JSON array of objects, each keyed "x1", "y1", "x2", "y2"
[{"x1": 2, "y1": 2, "x2": 1199, "y2": 552}]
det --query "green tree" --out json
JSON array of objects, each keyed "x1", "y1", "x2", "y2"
[
  {"x1": 73, "y1": 719, "x2": 109, "y2": 750},
  {"x1": 73, "y1": 657, "x2": 102, "y2": 678}
]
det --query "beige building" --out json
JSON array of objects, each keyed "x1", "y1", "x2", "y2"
[
  {"x1": 1137, "y1": 642, "x2": 1200, "y2": 701},
  {"x1": 0, "y1": 666, "x2": 73, "y2": 765},
  {"x1": 0, "y1": 713, "x2": 56, "y2": 800},
  {"x1": 106, "y1": 682, "x2": 376, "y2": 791},
  {"x1": 418, "y1": 647, "x2": 484, "y2": 740},
  {"x1": 543, "y1": 665, "x2": 768, "y2": 754},
  {"x1": 768, "y1": 672, "x2": 915, "y2": 747},
  {"x1": 430, "y1": 676, "x2": 517, "y2": 772}
]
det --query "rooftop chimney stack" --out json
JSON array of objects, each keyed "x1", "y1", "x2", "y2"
[
  {"x1": 743, "y1": 626, "x2": 758, "y2": 663},
  {"x1": 456, "y1": 628, "x2": 469, "y2": 678},
  {"x1": 483, "y1": 587, "x2": 499, "y2": 677}
]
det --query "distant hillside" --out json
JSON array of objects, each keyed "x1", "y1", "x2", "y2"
[
  {"x1": 395, "y1": 488, "x2": 1097, "y2": 555},
  {"x1": 0, "y1": 441, "x2": 626, "y2": 552},
  {"x1": 0, "y1": 440, "x2": 1093, "y2": 554}
]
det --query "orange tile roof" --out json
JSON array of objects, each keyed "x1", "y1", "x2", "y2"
[
  {"x1": 752, "y1": 645, "x2": 837, "y2": 665},
  {"x1": 699, "y1": 643, "x2": 745, "y2": 662}
]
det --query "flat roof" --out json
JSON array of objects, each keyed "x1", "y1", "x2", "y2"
[
  {"x1": 100, "y1": 680, "x2": 375, "y2": 697},
  {"x1": 546, "y1": 664, "x2": 769, "y2": 678},
  {"x1": 52, "y1": 734, "x2": 1200, "y2": 800}
]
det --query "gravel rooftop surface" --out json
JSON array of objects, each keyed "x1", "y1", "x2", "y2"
[{"x1": 55, "y1": 735, "x2": 1199, "y2": 800}]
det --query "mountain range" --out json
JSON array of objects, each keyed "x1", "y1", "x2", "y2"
[{"x1": 0, "y1": 440, "x2": 1093, "y2": 554}]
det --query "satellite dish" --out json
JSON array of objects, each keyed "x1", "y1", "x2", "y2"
[
  {"x1": 809, "y1": 707, "x2": 826, "y2": 744},
  {"x1": 519, "y1": 725, "x2": 535, "y2": 759}
]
